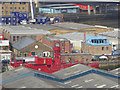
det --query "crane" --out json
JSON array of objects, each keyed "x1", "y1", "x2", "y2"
[{"x1": 29, "y1": 0, "x2": 36, "y2": 23}]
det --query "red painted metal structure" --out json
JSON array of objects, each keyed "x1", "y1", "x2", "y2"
[
  {"x1": 75, "y1": 4, "x2": 93, "y2": 10},
  {"x1": 0, "y1": 35, "x2": 4, "y2": 40},
  {"x1": 11, "y1": 40, "x2": 99, "y2": 73}
]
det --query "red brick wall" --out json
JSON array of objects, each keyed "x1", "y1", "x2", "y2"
[
  {"x1": 41, "y1": 37, "x2": 71, "y2": 54},
  {"x1": 61, "y1": 54, "x2": 92, "y2": 63},
  {"x1": 81, "y1": 42, "x2": 112, "y2": 55},
  {"x1": 41, "y1": 38, "x2": 54, "y2": 48}
]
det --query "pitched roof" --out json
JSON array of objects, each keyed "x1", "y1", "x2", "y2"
[{"x1": 12, "y1": 37, "x2": 36, "y2": 50}]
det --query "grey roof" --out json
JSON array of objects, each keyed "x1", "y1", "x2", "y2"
[
  {"x1": 43, "y1": 35, "x2": 69, "y2": 41},
  {"x1": 2, "y1": 67, "x2": 68, "y2": 88},
  {"x1": 37, "y1": 0, "x2": 120, "y2": 3},
  {"x1": 52, "y1": 64, "x2": 92, "y2": 79},
  {"x1": 12, "y1": 37, "x2": 36, "y2": 50},
  {"x1": 23, "y1": 24, "x2": 75, "y2": 30},
  {"x1": 52, "y1": 23, "x2": 97, "y2": 30},
  {"x1": 2, "y1": 64, "x2": 119, "y2": 88},
  {"x1": 99, "y1": 29, "x2": 120, "y2": 38},
  {"x1": 109, "y1": 68, "x2": 120, "y2": 76},
  {"x1": 0, "y1": 0, "x2": 33, "y2": 2},
  {"x1": 40, "y1": 4, "x2": 75, "y2": 8},
  {"x1": 1, "y1": 25, "x2": 51, "y2": 35},
  {"x1": 54, "y1": 32, "x2": 97, "y2": 41}
]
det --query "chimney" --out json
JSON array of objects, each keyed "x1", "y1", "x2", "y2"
[
  {"x1": 84, "y1": 32, "x2": 86, "y2": 42},
  {"x1": 94, "y1": 33, "x2": 97, "y2": 37}
]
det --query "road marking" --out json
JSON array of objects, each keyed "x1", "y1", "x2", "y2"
[
  {"x1": 97, "y1": 84, "x2": 106, "y2": 88},
  {"x1": 110, "y1": 85, "x2": 119, "y2": 88},
  {"x1": 84, "y1": 79, "x2": 94, "y2": 83},
  {"x1": 73, "y1": 70, "x2": 81, "y2": 74},
  {"x1": 64, "y1": 81, "x2": 71, "y2": 84},
  {"x1": 77, "y1": 86, "x2": 83, "y2": 88},
  {"x1": 71, "y1": 84, "x2": 79, "y2": 87}
]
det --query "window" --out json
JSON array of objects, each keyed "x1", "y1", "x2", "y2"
[
  {"x1": 2, "y1": 7, "x2": 4, "y2": 9},
  {"x1": 2, "y1": 11, "x2": 4, "y2": 14},
  {"x1": 13, "y1": 36, "x2": 15, "y2": 41},
  {"x1": 13, "y1": 36, "x2": 19, "y2": 41},
  {"x1": 106, "y1": 47, "x2": 109, "y2": 50},
  {"x1": 6, "y1": 11, "x2": 8, "y2": 14},
  {"x1": 102, "y1": 47, "x2": 104, "y2": 50},
  {"x1": 31, "y1": 52, "x2": 35, "y2": 55},
  {"x1": 19, "y1": 7, "x2": 21, "y2": 9},
  {"x1": 55, "y1": 43, "x2": 60, "y2": 47},
  {"x1": 17, "y1": 36, "x2": 19, "y2": 41},
  {"x1": 86, "y1": 58, "x2": 88, "y2": 61},
  {"x1": 15, "y1": 7, "x2": 16, "y2": 9},
  {"x1": 97, "y1": 40, "x2": 99, "y2": 43},
  {"x1": 22, "y1": 7, "x2": 24, "y2": 9},
  {"x1": 10, "y1": 7, "x2": 12, "y2": 9},
  {"x1": 62, "y1": 42, "x2": 64, "y2": 46}
]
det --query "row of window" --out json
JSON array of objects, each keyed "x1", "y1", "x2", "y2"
[
  {"x1": 2, "y1": 7, "x2": 25, "y2": 9},
  {"x1": 102, "y1": 47, "x2": 109, "y2": 50},
  {"x1": 13, "y1": 36, "x2": 19, "y2": 41},
  {"x1": 91, "y1": 39, "x2": 107, "y2": 43},
  {"x1": 1, "y1": 2, "x2": 26, "y2": 4}
]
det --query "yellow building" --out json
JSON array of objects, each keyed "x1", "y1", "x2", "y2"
[{"x1": 0, "y1": 1, "x2": 31, "y2": 16}]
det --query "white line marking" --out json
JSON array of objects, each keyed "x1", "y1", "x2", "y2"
[
  {"x1": 110, "y1": 85, "x2": 119, "y2": 88},
  {"x1": 77, "y1": 86, "x2": 83, "y2": 88},
  {"x1": 15, "y1": 68, "x2": 24, "y2": 71},
  {"x1": 71, "y1": 84, "x2": 79, "y2": 87},
  {"x1": 73, "y1": 70, "x2": 81, "y2": 74},
  {"x1": 97, "y1": 84, "x2": 106, "y2": 88},
  {"x1": 84, "y1": 79, "x2": 94, "y2": 83},
  {"x1": 64, "y1": 73, "x2": 71, "y2": 76},
  {"x1": 64, "y1": 81, "x2": 71, "y2": 84},
  {"x1": 94, "y1": 84, "x2": 98, "y2": 86}
]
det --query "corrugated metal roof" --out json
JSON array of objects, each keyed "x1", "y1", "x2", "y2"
[
  {"x1": 0, "y1": 0, "x2": 32, "y2": 2},
  {"x1": 1, "y1": 26, "x2": 51, "y2": 35},
  {"x1": 12, "y1": 37, "x2": 36, "y2": 50},
  {"x1": 2, "y1": 64, "x2": 119, "y2": 88},
  {"x1": 99, "y1": 30, "x2": 119, "y2": 38},
  {"x1": 52, "y1": 23, "x2": 97, "y2": 30},
  {"x1": 43, "y1": 35, "x2": 69, "y2": 41}
]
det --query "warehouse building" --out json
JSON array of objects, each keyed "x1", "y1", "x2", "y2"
[
  {"x1": 12, "y1": 37, "x2": 53, "y2": 57},
  {"x1": 2, "y1": 64, "x2": 119, "y2": 88},
  {"x1": 39, "y1": 4, "x2": 80, "y2": 14},
  {"x1": 1, "y1": 26, "x2": 51, "y2": 44}
]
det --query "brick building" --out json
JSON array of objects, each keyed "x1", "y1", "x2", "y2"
[
  {"x1": 1, "y1": 26, "x2": 51, "y2": 44},
  {"x1": 12, "y1": 37, "x2": 53, "y2": 57},
  {"x1": 61, "y1": 53, "x2": 92, "y2": 63},
  {"x1": 41, "y1": 36, "x2": 71, "y2": 54},
  {"x1": 81, "y1": 37, "x2": 112, "y2": 55},
  {"x1": 0, "y1": 0, "x2": 31, "y2": 16}
]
